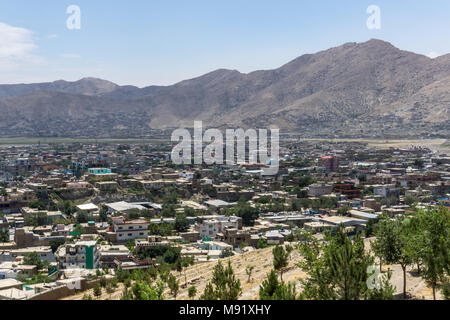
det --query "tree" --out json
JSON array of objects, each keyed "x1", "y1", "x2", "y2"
[
  {"x1": 23, "y1": 252, "x2": 49, "y2": 270},
  {"x1": 188, "y1": 286, "x2": 197, "y2": 299},
  {"x1": 364, "y1": 219, "x2": 375, "y2": 238},
  {"x1": 272, "y1": 246, "x2": 289, "y2": 281},
  {"x1": 161, "y1": 204, "x2": 176, "y2": 217},
  {"x1": 337, "y1": 206, "x2": 351, "y2": 216},
  {"x1": 405, "y1": 195, "x2": 419, "y2": 206},
  {"x1": 259, "y1": 270, "x2": 297, "y2": 300},
  {"x1": 0, "y1": 230, "x2": 8, "y2": 243},
  {"x1": 298, "y1": 228, "x2": 394, "y2": 300},
  {"x1": 180, "y1": 256, "x2": 194, "y2": 286},
  {"x1": 220, "y1": 248, "x2": 234, "y2": 259},
  {"x1": 29, "y1": 200, "x2": 45, "y2": 210},
  {"x1": 200, "y1": 261, "x2": 242, "y2": 300},
  {"x1": 442, "y1": 279, "x2": 450, "y2": 300},
  {"x1": 245, "y1": 266, "x2": 254, "y2": 283},
  {"x1": 413, "y1": 207, "x2": 450, "y2": 300},
  {"x1": 167, "y1": 273, "x2": 180, "y2": 299},
  {"x1": 49, "y1": 239, "x2": 65, "y2": 253},
  {"x1": 372, "y1": 215, "x2": 412, "y2": 299},
  {"x1": 257, "y1": 238, "x2": 268, "y2": 249},
  {"x1": 93, "y1": 284, "x2": 102, "y2": 297},
  {"x1": 122, "y1": 280, "x2": 165, "y2": 300},
  {"x1": 174, "y1": 214, "x2": 190, "y2": 232},
  {"x1": 76, "y1": 211, "x2": 91, "y2": 224},
  {"x1": 99, "y1": 205, "x2": 109, "y2": 222},
  {"x1": 235, "y1": 201, "x2": 259, "y2": 227}
]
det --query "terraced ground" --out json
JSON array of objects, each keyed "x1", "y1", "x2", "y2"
[{"x1": 62, "y1": 239, "x2": 443, "y2": 300}]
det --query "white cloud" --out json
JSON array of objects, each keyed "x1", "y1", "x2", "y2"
[
  {"x1": 427, "y1": 51, "x2": 441, "y2": 59},
  {"x1": 0, "y1": 22, "x2": 41, "y2": 69},
  {"x1": 60, "y1": 53, "x2": 81, "y2": 59},
  {"x1": 47, "y1": 34, "x2": 58, "y2": 39}
]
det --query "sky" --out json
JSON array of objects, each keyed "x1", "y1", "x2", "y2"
[{"x1": 0, "y1": 0, "x2": 449, "y2": 87}]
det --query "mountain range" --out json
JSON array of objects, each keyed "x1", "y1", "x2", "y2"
[{"x1": 0, "y1": 39, "x2": 448, "y2": 138}]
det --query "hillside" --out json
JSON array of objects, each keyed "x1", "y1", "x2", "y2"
[{"x1": 0, "y1": 39, "x2": 448, "y2": 138}]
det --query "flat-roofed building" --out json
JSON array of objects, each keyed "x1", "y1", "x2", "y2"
[
  {"x1": 55, "y1": 240, "x2": 100, "y2": 269},
  {"x1": 112, "y1": 217, "x2": 149, "y2": 242}
]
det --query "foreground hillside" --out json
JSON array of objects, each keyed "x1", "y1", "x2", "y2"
[{"x1": 62, "y1": 240, "x2": 443, "y2": 301}]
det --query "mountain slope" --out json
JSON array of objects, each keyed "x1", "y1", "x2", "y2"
[{"x1": 0, "y1": 39, "x2": 448, "y2": 138}]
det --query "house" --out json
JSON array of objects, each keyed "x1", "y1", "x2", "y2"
[
  {"x1": 198, "y1": 216, "x2": 242, "y2": 239},
  {"x1": 373, "y1": 184, "x2": 401, "y2": 199},
  {"x1": 95, "y1": 181, "x2": 118, "y2": 191},
  {"x1": 105, "y1": 201, "x2": 146, "y2": 214},
  {"x1": 308, "y1": 183, "x2": 333, "y2": 197},
  {"x1": 98, "y1": 244, "x2": 130, "y2": 268},
  {"x1": 55, "y1": 240, "x2": 100, "y2": 270},
  {"x1": 111, "y1": 217, "x2": 149, "y2": 242},
  {"x1": 76, "y1": 203, "x2": 99, "y2": 214},
  {"x1": 88, "y1": 168, "x2": 112, "y2": 175}
]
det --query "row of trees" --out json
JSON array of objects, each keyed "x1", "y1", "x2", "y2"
[
  {"x1": 297, "y1": 229, "x2": 395, "y2": 300},
  {"x1": 372, "y1": 207, "x2": 449, "y2": 299}
]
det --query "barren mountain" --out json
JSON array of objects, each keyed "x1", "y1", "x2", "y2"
[{"x1": 0, "y1": 39, "x2": 448, "y2": 138}]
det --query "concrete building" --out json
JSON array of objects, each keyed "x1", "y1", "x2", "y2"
[
  {"x1": 111, "y1": 217, "x2": 149, "y2": 242},
  {"x1": 56, "y1": 241, "x2": 100, "y2": 269}
]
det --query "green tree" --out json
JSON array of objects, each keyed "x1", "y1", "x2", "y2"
[
  {"x1": 49, "y1": 239, "x2": 65, "y2": 253},
  {"x1": 93, "y1": 284, "x2": 102, "y2": 297},
  {"x1": 167, "y1": 273, "x2": 180, "y2": 299},
  {"x1": 272, "y1": 245, "x2": 289, "y2": 281},
  {"x1": 298, "y1": 229, "x2": 394, "y2": 300},
  {"x1": 245, "y1": 265, "x2": 254, "y2": 283},
  {"x1": 257, "y1": 238, "x2": 268, "y2": 249},
  {"x1": 0, "y1": 230, "x2": 8, "y2": 242},
  {"x1": 372, "y1": 215, "x2": 412, "y2": 299},
  {"x1": 413, "y1": 207, "x2": 450, "y2": 300},
  {"x1": 200, "y1": 261, "x2": 242, "y2": 300},
  {"x1": 188, "y1": 286, "x2": 197, "y2": 299},
  {"x1": 259, "y1": 270, "x2": 297, "y2": 300},
  {"x1": 121, "y1": 280, "x2": 165, "y2": 300},
  {"x1": 22, "y1": 252, "x2": 49, "y2": 270},
  {"x1": 220, "y1": 248, "x2": 234, "y2": 259},
  {"x1": 174, "y1": 214, "x2": 190, "y2": 232}
]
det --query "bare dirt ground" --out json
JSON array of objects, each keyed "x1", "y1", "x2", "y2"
[
  {"x1": 62, "y1": 240, "x2": 442, "y2": 300},
  {"x1": 301, "y1": 138, "x2": 449, "y2": 153}
]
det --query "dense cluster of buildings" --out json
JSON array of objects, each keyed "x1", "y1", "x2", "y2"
[{"x1": 0, "y1": 139, "x2": 448, "y2": 299}]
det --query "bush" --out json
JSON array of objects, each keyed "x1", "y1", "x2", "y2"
[
  {"x1": 188, "y1": 286, "x2": 197, "y2": 299},
  {"x1": 93, "y1": 284, "x2": 102, "y2": 297}
]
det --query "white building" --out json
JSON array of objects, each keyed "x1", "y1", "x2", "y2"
[
  {"x1": 112, "y1": 217, "x2": 150, "y2": 242},
  {"x1": 198, "y1": 216, "x2": 241, "y2": 239}
]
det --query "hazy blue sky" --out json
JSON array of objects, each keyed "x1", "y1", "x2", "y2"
[{"x1": 0, "y1": 0, "x2": 449, "y2": 86}]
